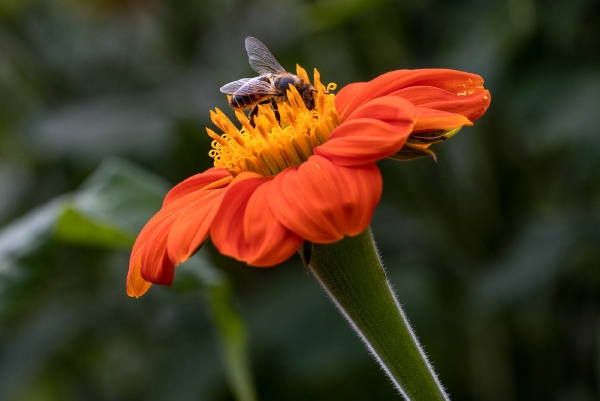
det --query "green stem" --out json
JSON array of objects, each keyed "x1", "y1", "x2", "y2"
[{"x1": 308, "y1": 228, "x2": 449, "y2": 400}]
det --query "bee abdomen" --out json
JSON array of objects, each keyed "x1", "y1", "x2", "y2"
[{"x1": 230, "y1": 94, "x2": 262, "y2": 109}]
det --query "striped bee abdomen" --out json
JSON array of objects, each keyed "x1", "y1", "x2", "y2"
[{"x1": 230, "y1": 93, "x2": 263, "y2": 110}]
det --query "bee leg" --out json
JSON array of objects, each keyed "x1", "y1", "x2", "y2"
[
  {"x1": 248, "y1": 106, "x2": 260, "y2": 127},
  {"x1": 248, "y1": 100, "x2": 272, "y2": 127},
  {"x1": 270, "y1": 98, "x2": 281, "y2": 123}
]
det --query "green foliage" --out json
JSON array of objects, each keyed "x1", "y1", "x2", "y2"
[
  {"x1": 0, "y1": 0, "x2": 598, "y2": 399},
  {"x1": 56, "y1": 206, "x2": 135, "y2": 248},
  {"x1": 0, "y1": 158, "x2": 256, "y2": 401},
  {"x1": 208, "y1": 282, "x2": 257, "y2": 401}
]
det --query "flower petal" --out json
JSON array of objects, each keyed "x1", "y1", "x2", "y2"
[
  {"x1": 163, "y1": 168, "x2": 230, "y2": 206},
  {"x1": 315, "y1": 96, "x2": 417, "y2": 166},
  {"x1": 211, "y1": 177, "x2": 303, "y2": 266},
  {"x1": 243, "y1": 182, "x2": 305, "y2": 266},
  {"x1": 126, "y1": 254, "x2": 152, "y2": 298},
  {"x1": 167, "y1": 189, "x2": 226, "y2": 265},
  {"x1": 130, "y1": 184, "x2": 225, "y2": 289},
  {"x1": 268, "y1": 155, "x2": 382, "y2": 243},
  {"x1": 338, "y1": 69, "x2": 487, "y2": 120},
  {"x1": 344, "y1": 95, "x2": 417, "y2": 126},
  {"x1": 140, "y1": 213, "x2": 179, "y2": 285},
  {"x1": 128, "y1": 213, "x2": 176, "y2": 290},
  {"x1": 413, "y1": 107, "x2": 472, "y2": 133},
  {"x1": 335, "y1": 82, "x2": 367, "y2": 115},
  {"x1": 392, "y1": 86, "x2": 491, "y2": 122}
]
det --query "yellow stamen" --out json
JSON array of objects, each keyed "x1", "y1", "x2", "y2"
[
  {"x1": 207, "y1": 67, "x2": 341, "y2": 176},
  {"x1": 258, "y1": 103, "x2": 279, "y2": 128},
  {"x1": 235, "y1": 110, "x2": 258, "y2": 136},
  {"x1": 296, "y1": 64, "x2": 310, "y2": 85}
]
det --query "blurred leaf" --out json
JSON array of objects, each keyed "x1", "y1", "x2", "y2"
[
  {"x1": 512, "y1": 72, "x2": 600, "y2": 152},
  {"x1": 66, "y1": 157, "x2": 168, "y2": 235},
  {"x1": 471, "y1": 216, "x2": 578, "y2": 312},
  {"x1": 173, "y1": 253, "x2": 226, "y2": 293},
  {"x1": 309, "y1": 0, "x2": 386, "y2": 32},
  {"x1": 209, "y1": 282, "x2": 258, "y2": 401},
  {"x1": 0, "y1": 157, "x2": 257, "y2": 401},
  {"x1": 174, "y1": 254, "x2": 258, "y2": 401},
  {"x1": 0, "y1": 0, "x2": 33, "y2": 18},
  {"x1": 0, "y1": 162, "x2": 33, "y2": 223},
  {"x1": 54, "y1": 157, "x2": 166, "y2": 248},
  {"x1": 55, "y1": 205, "x2": 134, "y2": 249},
  {"x1": 27, "y1": 97, "x2": 173, "y2": 163},
  {"x1": 0, "y1": 200, "x2": 62, "y2": 316},
  {"x1": 1, "y1": 0, "x2": 599, "y2": 398},
  {"x1": 0, "y1": 200, "x2": 61, "y2": 270}
]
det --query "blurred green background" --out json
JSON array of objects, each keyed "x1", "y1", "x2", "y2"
[{"x1": 1, "y1": 0, "x2": 599, "y2": 400}]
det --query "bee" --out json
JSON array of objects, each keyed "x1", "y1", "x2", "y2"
[{"x1": 220, "y1": 37, "x2": 316, "y2": 124}]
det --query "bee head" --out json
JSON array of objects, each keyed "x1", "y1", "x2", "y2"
[{"x1": 299, "y1": 83, "x2": 316, "y2": 110}]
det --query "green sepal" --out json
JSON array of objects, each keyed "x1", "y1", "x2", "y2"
[
  {"x1": 388, "y1": 127, "x2": 463, "y2": 162},
  {"x1": 409, "y1": 127, "x2": 462, "y2": 144},
  {"x1": 388, "y1": 143, "x2": 438, "y2": 161}
]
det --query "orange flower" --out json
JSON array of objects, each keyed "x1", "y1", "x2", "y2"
[{"x1": 126, "y1": 66, "x2": 490, "y2": 297}]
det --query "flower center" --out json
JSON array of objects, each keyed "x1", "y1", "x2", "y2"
[{"x1": 207, "y1": 67, "x2": 340, "y2": 177}]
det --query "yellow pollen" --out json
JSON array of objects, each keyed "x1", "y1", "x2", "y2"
[{"x1": 207, "y1": 66, "x2": 340, "y2": 177}]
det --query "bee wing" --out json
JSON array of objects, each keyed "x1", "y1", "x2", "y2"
[
  {"x1": 245, "y1": 37, "x2": 287, "y2": 76},
  {"x1": 220, "y1": 78, "x2": 276, "y2": 96},
  {"x1": 220, "y1": 78, "x2": 254, "y2": 94}
]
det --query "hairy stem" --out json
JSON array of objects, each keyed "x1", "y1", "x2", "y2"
[{"x1": 309, "y1": 228, "x2": 449, "y2": 400}]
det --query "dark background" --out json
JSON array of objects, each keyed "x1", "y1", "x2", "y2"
[{"x1": 0, "y1": 0, "x2": 599, "y2": 400}]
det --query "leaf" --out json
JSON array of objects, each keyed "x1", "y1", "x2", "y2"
[
  {"x1": 68, "y1": 157, "x2": 169, "y2": 234},
  {"x1": 470, "y1": 217, "x2": 579, "y2": 313},
  {"x1": 208, "y1": 282, "x2": 258, "y2": 401},
  {"x1": 55, "y1": 205, "x2": 134, "y2": 249},
  {"x1": 0, "y1": 157, "x2": 258, "y2": 401},
  {"x1": 53, "y1": 158, "x2": 168, "y2": 248},
  {"x1": 173, "y1": 254, "x2": 257, "y2": 401},
  {"x1": 0, "y1": 199, "x2": 63, "y2": 271},
  {"x1": 0, "y1": 199, "x2": 63, "y2": 317}
]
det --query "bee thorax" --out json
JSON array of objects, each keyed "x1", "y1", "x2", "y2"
[{"x1": 273, "y1": 75, "x2": 299, "y2": 91}]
